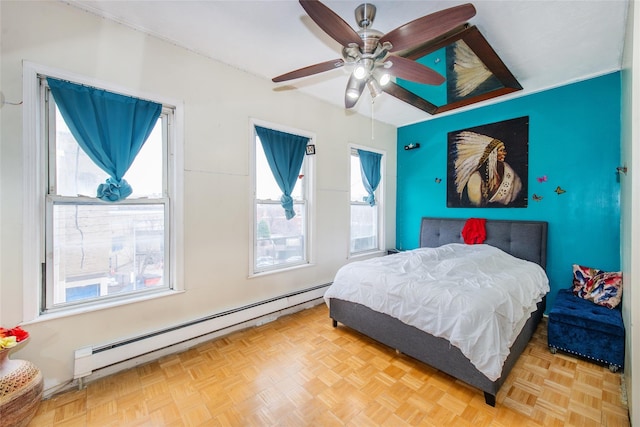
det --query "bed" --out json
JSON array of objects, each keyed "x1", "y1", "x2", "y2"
[{"x1": 325, "y1": 217, "x2": 549, "y2": 406}]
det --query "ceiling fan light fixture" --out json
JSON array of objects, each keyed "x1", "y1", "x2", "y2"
[
  {"x1": 353, "y1": 64, "x2": 368, "y2": 80},
  {"x1": 354, "y1": 57, "x2": 375, "y2": 80},
  {"x1": 346, "y1": 88, "x2": 361, "y2": 99},
  {"x1": 367, "y1": 78, "x2": 383, "y2": 98},
  {"x1": 274, "y1": 1, "x2": 480, "y2": 112},
  {"x1": 378, "y1": 72, "x2": 391, "y2": 86},
  {"x1": 346, "y1": 77, "x2": 362, "y2": 99}
]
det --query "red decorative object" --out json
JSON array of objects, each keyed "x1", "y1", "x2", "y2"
[
  {"x1": 462, "y1": 217, "x2": 487, "y2": 244},
  {"x1": 0, "y1": 339, "x2": 43, "y2": 427}
]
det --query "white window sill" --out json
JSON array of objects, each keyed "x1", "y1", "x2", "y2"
[
  {"x1": 22, "y1": 289, "x2": 185, "y2": 325},
  {"x1": 348, "y1": 249, "x2": 385, "y2": 260},
  {"x1": 248, "y1": 261, "x2": 314, "y2": 279}
]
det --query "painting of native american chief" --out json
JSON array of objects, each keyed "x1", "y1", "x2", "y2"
[{"x1": 447, "y1": 116, "x2": 528, "y2": 208}]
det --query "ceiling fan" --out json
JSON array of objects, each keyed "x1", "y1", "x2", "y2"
[{"x1": 272, "y1": 0, "x2": 476, "y2": 109}]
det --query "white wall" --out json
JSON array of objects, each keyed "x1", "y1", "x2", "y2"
[
  {"x1": 620, "y1": 0, "x2": 638, "y2": 424},
  {"x1": 0, "y1": 1, "x2": 396, "y2": 393}
]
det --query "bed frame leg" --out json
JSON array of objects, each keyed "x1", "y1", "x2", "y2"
[
  {"x1": 484, "y1": 392, "x2": 496, "y2": 407},
  {"x1": 332, "y1": 319, "x2": 337, "y2": 328}
]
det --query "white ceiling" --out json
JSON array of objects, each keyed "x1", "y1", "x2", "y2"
[{"x1": 65, "y1": 0, "x2": 629, "y2": 127}]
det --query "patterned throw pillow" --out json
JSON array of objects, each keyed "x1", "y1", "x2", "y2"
[
  {"x1": 572, "y1": 264, "x2": 623, "y2": 309},
  {"x1": 572, "y1": 264, "x2": 603, "y2": 293}
]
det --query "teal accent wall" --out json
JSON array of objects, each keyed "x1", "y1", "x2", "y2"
[{"x1": 397, "y1": 72, "x2": 621, "y2": 312}]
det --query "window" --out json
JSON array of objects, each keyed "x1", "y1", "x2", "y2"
[
  {"x1": 350, "y1": 147, "x2": 384, "y2": 255},
  {"x1": 251, "y1": 122, "x2": 313, "y2": 274},
  {"x1": 23, "y1": 63, "x2": 183, "y2": 318}
]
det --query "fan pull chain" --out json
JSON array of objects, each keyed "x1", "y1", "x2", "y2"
[{"x1": 370, "y1": 98, "x2": 375, "y2": 141}]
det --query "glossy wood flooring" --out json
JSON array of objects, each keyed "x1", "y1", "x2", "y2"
[{"x1": 30, "y1": 303, "x2": 629, "y2": 426}]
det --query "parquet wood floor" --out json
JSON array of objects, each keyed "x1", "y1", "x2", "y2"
[{"x1": 29, "y1": 303, "x2": 629, "y2": 426}]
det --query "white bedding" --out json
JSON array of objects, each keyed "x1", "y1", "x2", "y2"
[{"x1": 324, "y1": 243, "x2": 549, "y2": 381}]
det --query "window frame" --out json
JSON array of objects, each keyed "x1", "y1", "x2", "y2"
[
  {"x1": 249, "y1": 119, "x2": 315, "y2": 276},
  {"x1": 349, "y1": 144, "x2": 385, "y2": 257},
  {"x1": 22, "y1": 62, "x2": 185, "y2": 322}
]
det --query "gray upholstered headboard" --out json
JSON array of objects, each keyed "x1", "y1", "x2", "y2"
[{"x1": 419, "y1": 218, "x2": 548, "y2": 269}]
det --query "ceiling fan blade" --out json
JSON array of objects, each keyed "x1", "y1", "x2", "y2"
[
  {"x1": 272, "y1": 59, "x2": 345, "y2": 82},
  {"x1": 387, "y1": 56, "x2": 445, "y2": 85},
  {"x1": 383, "y1": 82, "x2": 438, "y2": 114},
  {"x1": 381, "y1": 3, "x2": 476, "y2": 53},
  {"x1": 299, "y1": 0, "x2": 363, "y2": 48},
  {"x1": 344, "y1": 75, "x2": 366, "y2": 109}
]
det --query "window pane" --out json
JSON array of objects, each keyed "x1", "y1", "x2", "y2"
[
  {"x1": 350, "y1": 154, "x2": 369, "y2": 202},
  {"x1": 51, "y1": 203, "x2": 166, "y2": 305},
  {"x1": 123, "y1": 123, "x2": 163, "y2": 198},
  {"x1": 255, "y1": 136, "x2": 303, "y2": 200},
  {"x1": 256, "y1": 202, "x2": 305, "y2": 270},
  {"x1": 55, "y1": 110, "x2": 163, "y2": 198},
  {"x1": 350, "y1": 204, "x2": 378, "y2": 252}
]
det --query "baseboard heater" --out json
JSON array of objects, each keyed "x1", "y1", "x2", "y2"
[{"x1": 73, "y1": 284, "x2": 329, "y2": 384}]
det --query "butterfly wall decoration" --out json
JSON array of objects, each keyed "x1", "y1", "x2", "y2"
[{"x1": 555, "y1": 186, "x2": 566, "y2": 195}]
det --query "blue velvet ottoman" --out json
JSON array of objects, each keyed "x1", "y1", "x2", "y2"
[{"x1": 548, "y1": 288, "x2": 625, "y2": 371}]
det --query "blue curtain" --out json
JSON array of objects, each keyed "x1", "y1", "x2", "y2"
[
  {"x1": 47, "y1": 78, "x2": 162, "y2": 202},
  {"x1": 357, "y1": 149, "x2": 382, "y2": 206},
  {"x1": 255, "y1": 126, "x2": 309, "y2": 220}
]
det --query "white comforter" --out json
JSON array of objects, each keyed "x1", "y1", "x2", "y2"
[{"x1": 324, "y1": 243, "x2": 549, "y2": 381}]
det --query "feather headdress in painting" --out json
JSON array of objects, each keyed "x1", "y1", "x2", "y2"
[{"x1": 453, "y1": 131, "x2": 502, "y2": 198}]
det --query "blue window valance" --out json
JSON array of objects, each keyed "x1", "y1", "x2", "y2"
[{"x1": 47, "y1": 77, "x2": 162, "y2": 202}]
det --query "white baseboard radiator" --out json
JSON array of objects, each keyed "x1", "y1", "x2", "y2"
[{"x1": 73, "y1": 284, "x2": 329, "y2": 386}]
